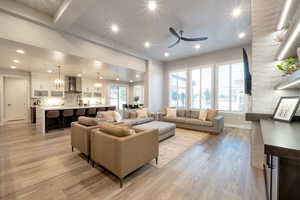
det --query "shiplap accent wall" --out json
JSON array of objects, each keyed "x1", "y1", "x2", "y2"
[{"x1": 251, "y1": 0, "x2": 299, "y2": 114}]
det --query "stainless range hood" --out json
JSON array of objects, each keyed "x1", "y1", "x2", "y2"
[{"x1": 65, "y1": 76, "x2": 82, "y2": 93}]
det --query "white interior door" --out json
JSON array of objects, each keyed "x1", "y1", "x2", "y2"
[{"x1": 4, "y1": 77, "x2": 26, "y2": 121}]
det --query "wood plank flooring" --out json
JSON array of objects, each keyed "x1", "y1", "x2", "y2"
[{"x1": 0, "y1": 123, "x2": 265, "y2": 200}]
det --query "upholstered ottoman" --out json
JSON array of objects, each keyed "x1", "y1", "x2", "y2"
[{"x1": 134, "y1": 121, "x2": 176, "y2": 141}]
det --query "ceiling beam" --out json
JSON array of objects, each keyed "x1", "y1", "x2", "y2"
[{"x1": 53, "y1": 0, "x2": 97, "y2": 28}]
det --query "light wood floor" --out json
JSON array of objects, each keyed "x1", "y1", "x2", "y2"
[{"x1": 0, "y1": 123, "x2": 265, "y2": 200}]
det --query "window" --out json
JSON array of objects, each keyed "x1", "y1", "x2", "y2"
[
  {"x1": 169, "y1": 71, "x2": 187, "y2": 108},
  {"x1": 191, "y1": 66, "x2": 213, "y2": 109},
  {"x1": 133, "y1": 85, "x2": 144, "y2": 104},
  {"x1": 217, "y1": 62, "x2": 245, "y2": 112},
  {"x1": 109, "y1": 85, "x2": 127, "y2": 110}
]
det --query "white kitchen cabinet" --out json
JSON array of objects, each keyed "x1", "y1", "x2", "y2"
[
  {"x1": 31, "y1": 73, "x2": 65, "y2": 98},
  {"x1": 31, "y1": 73, "x2": 50, "y2": 97},
  {"x1": 82, "y1": 78, "x2": 96, "y2": 93}
]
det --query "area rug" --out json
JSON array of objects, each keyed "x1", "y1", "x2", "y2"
[{"x1": 150, "y1": 128, "x2": 211, "y2": 168}]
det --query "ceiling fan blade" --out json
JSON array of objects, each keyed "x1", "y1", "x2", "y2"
[
  {"x1": 181, "y1": 36, "x2": 208, "y2": 41},
  {"x1": 169, "y1": 27, "x2": 180, "y2": 38},
  {"x1": 168, "y1": 38, "x2": 181, "y2": 48}
]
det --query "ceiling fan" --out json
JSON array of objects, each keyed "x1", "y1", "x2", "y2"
[{"x1": 168, "y1": 27, "x2": 208, "y2": 48}]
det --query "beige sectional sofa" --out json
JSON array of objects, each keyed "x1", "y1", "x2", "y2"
[
  {"x1": 162, "y1": 109, "x2": 224, "y2": 134},
  {"x1": 121, "y1": 109, "x2": 154, "y2": 126}
]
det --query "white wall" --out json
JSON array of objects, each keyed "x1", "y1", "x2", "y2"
[
  {"x1": 145, "y1": 60, "x2": 164, "y2": 112},
  {"x1": 0, "y1": 68, "x2": 31, "y2": 125},
  {"x1": 163, "y1": 45, "x2": 252, "y2": 127}
]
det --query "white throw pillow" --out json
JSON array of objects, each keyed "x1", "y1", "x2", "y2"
[
  {"x1": 166, "y1": 108, "x2": 176, "y2": 118},
  {"x1": 136, "y1": 108, "x2": 148, "y2": 118},
  {"x1": 199, "y1": 109, "x2": 208, "y2": 121},
  {"x1": 113, "y1": 111, "x2": 122, "y2": 122},
  {"x1": 102, "y1": 111, "x2": 114, "y2": 121}
]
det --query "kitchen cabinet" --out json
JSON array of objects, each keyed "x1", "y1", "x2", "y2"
[
  {"x1": 31, "y1": 73, "x2": 50, "y2": 97},
  {"x1": 82, "y1": 78, "x2": 95, "y2": 93},
  {"x1": 31, "y1": 73, "x2": 64, "y2": 98}
]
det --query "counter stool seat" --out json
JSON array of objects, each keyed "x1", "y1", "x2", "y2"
[
  {"x1": 87, "y1": 108, "x2": 97, "y2": 117},
  {"x1": 46, "y1": 110, "x2": 60, "y2": 132},
  {"x1": 62, "y1": 109, "x2": 74, "y2": 128}
]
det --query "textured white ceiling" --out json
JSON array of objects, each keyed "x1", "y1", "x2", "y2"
[
  {"x1": 73, "y1": 0, "x2": 251, "y2": 61},
  {"x1": 0, "y1": 39, "x2": 144, "y2": 82},
  {"x1": 13, "y1": 0, "x2": 64, "y2": 16}
]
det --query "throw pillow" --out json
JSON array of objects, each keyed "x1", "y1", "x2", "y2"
[
  {"x1": 166, "y1": 108, "x2": 176, "y2": 117},
  {"x1": 129, "y1": 111, "x2": 138, "y2": 119},
  {"x1": 78, "y1": 116, "x2": 98, "y2": 126},
  {"x1": 99, "y1": 122, "x2": 131, "y2": 137},
  {"x1": 113, "y1": 111, "x2": 122, "y2": 122},
  {"x1": 206, "y1": 109, "x2": 218, "y2": 121},
  {"x1": 102, "y1": 111, "x2": 114, "y2": 121},
  {"x1": 199, "y1": 110, "x2": 208, "y2": 121},
  {"x1": 136, "y1": 108, "x2": 148, "y2": 118}
]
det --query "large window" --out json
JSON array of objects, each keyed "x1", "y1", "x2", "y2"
[
  {"x1": 133, "y1": 85, "x2": 144, "y2": 104},
  {"x1": 217, "y1": 62, "x2": 245, "y2": 112},
  {"x1": 191, "y1": 66, "x2": 213, "y2": 109},
  {"x1": 109, "y1": 85, "x2": 127, "y2": 110},
  {"x1": 169, "y1": 71, "x2": 187, "y2": 108}
]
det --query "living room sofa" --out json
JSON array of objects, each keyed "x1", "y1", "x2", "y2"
[
  {"x1": 162, "y1": 109, "x2": 224, "y2": 134},
  {"x1": 71, "y1": 117, "x2": 101, "y2": 162},
  {"x1": 90, "y1": 126, "x2": 159, "y2": 187},
  {"x1": 121, "y1": 109, "x2": 154, "y2": 126}
]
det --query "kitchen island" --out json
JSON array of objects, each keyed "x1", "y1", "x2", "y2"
[{"x1": 36, "y1": 105, "x2": 115, "y2": 135}]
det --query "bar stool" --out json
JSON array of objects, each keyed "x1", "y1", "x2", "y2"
[
  {"x1": 87, "y1": 108, "x2": 97, "y2": 117},
  {"x1": 62, "y1": 109, "x2": 74, "y2": 128},
  {"x1": 45, "y1": 110, "x2": 60, "y2": 132},
  {"x1": 75, "y1": 109, "x2": 85, "y2": 121},
  {"x1": 107, "y1": 106, "x2": 116, "y2": 111}
]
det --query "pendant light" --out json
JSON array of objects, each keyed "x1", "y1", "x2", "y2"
[
  {"x1": 54, "y1": 65, "x2": 64, "y2": 89},
  {"x1": 94, "y1": 72, "x2": 103, "y2": 90}
]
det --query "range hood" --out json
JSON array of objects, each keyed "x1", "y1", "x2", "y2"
[{"x1": 64, "y1": 76, "x2": 82, "y2": 93}]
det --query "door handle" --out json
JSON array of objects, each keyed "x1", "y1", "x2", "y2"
[{"x1": 7, "y1": 104, "x2": 11, "y2": 106}]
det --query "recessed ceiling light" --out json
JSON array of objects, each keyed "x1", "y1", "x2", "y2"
[
  {"x1": 16, "y1": 49, "x2": 25, "y2": 54},
  {"x1": 77, "y1": 73, "x2": 82, "y2": 77},
  {"x1": 148, "y1": 1, "x2": 157, "y2": 11},
  {"x1": 232, "y1": 7, "x2": 241, "y2": 17},
  {"x1": 194, "y1": 44, "x2": 201, "y2": 50},
  {"x1": 136, "y1": 74, "x2": 140, "y2": 78},
  {"x1": 164, "y1": 52, "x2": 170, "y2": 57},
  {"x1": 238, "y1": 32, "x2": 246, "y2": 38},
  {"x1": 47, "y1": 70, "x2": 53, "y2": 73},
  {"x1": 10, "y1": 66, "x2": 16, "y2": 69},
  {"x1": 94, "y1": 60, "x2": 102, "y2": 66},
  {"x1": 144, "y1": 41, "x2": 151, "y2": 48},
  {"x1": 116, "y1": 78, "x2": 120, "y2": 81},
  {"x1": 13, "y1": 59, "x2": 20, "y2": 63},
  {"x1": 111, "y1": 24, "x2": 119, "y2": 33},
  {"x1": 130, "y1": 80, "x2": 133, "y2": 83}
]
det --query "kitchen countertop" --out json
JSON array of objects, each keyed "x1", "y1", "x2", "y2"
[{"x1": 38, "y1": 105, "x2": 114, "y2": 111}]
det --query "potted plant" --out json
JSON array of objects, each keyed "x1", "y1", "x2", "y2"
[
  {"x1": 134, "y1": 96, "x2": 140, "y2": 105},
  {"x1": 277, "y1": 57, "x2": 299, "y2": 76}
]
